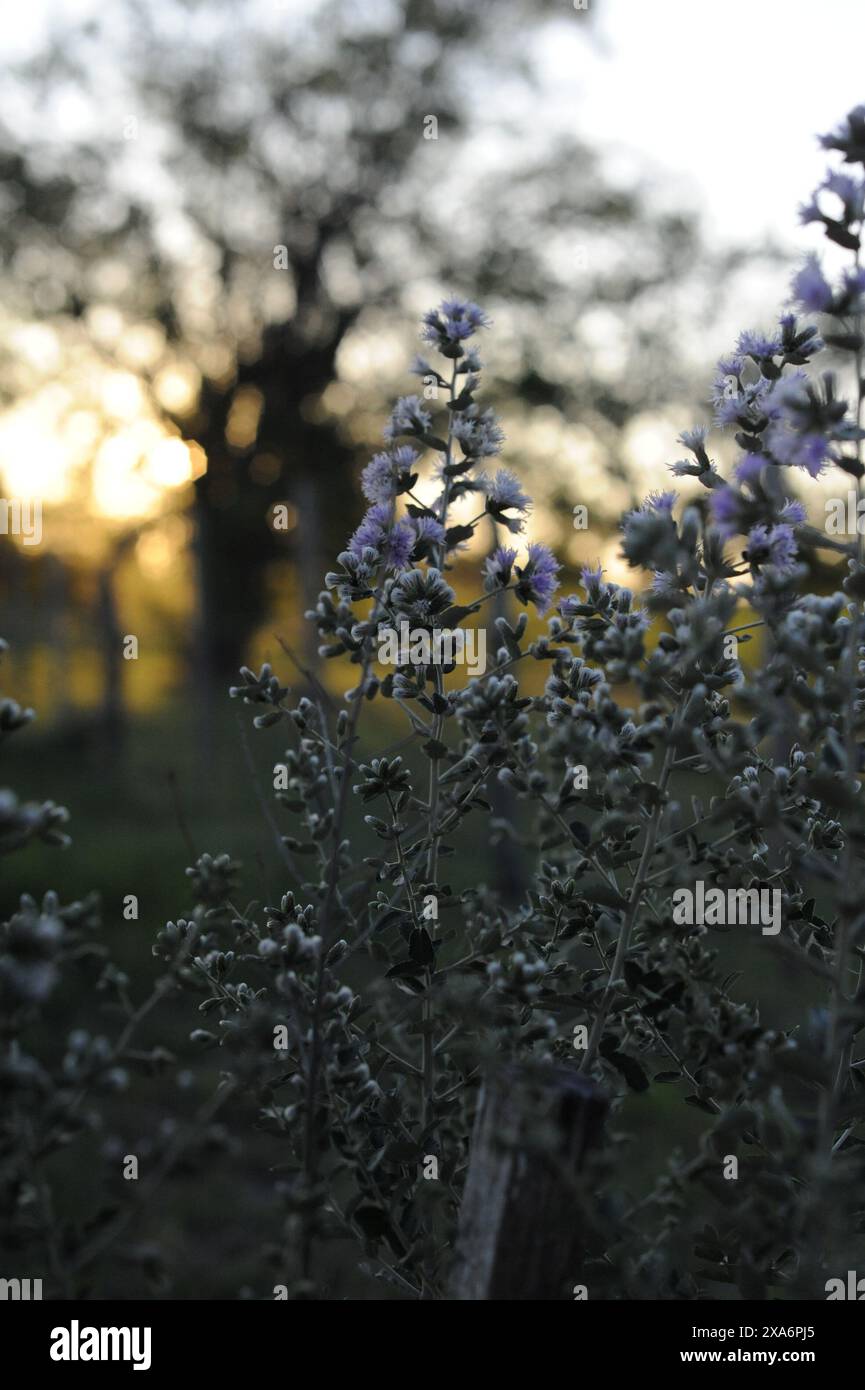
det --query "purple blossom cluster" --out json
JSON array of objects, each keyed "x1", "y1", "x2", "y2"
[
  {"x1": 348, "y1": 502, "x2": 415, "y2": 570},
  {"x1": 420, "y1": 297, "x2": 490, "y2": 356},
  {"x1": 484, "y1": 541, "x2": 560, "y2": 615},
  {"x1": 360, "y1": 445, "x2": 420, "y2": 503},
  {"x1": 330, "y1": 296, "x2": 559, "y2": 622},
  {"x1": 557, "y1": 106, "x2": 865, "y2": 635}
]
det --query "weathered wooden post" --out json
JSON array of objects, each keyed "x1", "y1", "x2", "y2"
[{"x1": 450, "y1": 1063, "x2": 607, "y2": 1300}]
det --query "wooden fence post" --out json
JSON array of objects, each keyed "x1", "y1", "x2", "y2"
[{"x1": 450, "y1": 1063, "x2": 607, "y2": 1300}]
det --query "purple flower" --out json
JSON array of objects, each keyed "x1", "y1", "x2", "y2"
[
  {"x1": 361, "y1": 445, "x2": 420, "y2": 504},
  {"x1": 676, "y1": 428, "x2": 711, "y2": 474},
  {"x1": 580, "y1": 561, "x2": 604, "y2": 592},
  {"x1": 393, "y1": 444, "x2": 421, "y2": 473},
  {"x1": 452, "y1": 406, "x2": 505, "y2": 459},
  {"x1": 802, "y1": 171, "x2": 865, "y2": 227},
  {"x1": 643, "y1": 490, "x2": 678, "y2": 514},
  {"x1": 651, "y1": 570, "x2": 675, "y2": 593},
  {"x1": 711, "y1": 364, "x2": 772, "y2": 429},
  {"x1": 384, "y1": 395, "x2": 432, "y2": 442},
  {"x1": 409, "y1": 515, "x2": 447, "y2": 561},
  {"x1": 792, "y1": 255, "x2": 833, "y2": 314},
  {"x1": 348, "y1": 504, "x2": 414, "y2": 570},
  {"x1": 820, "y1": 105, "x2": 865, "y2": 161},
  {"x1": 441, "y1": 297, "x2": 490, "y2": 331},
  {"x1": 409, "y1": 354, "x2": 439, "y2": 380},
  {"x1": 737, "y1": 329, "x2": 782, "y2": 360},
  {"x1": 711, "y1": 359, "x2": 743, "y2": 409},
  {"x1": 483, "y1": 469, "x2": 531, "y2": 531},
  {"x1": 767, "y1": 524, "x2": 798, "y2": 571},
  {"x1": 421, "y1": 298, "x2": 491, "y2": 354},
  {"x1": 484, "y1": 546, "x2": 517, "y2": 589},
  {"x1": 714, "y1": 396, "x2": 743, "y2": 427},
  {"x1": 734, "y1": 453, "x2": 765, "y2": 484},
  {"x1": 350, "y1": 503, "x2": 391, "y2": 555},
  {"x1": 715, "y1": 354, "x2": 744, "y2": 384},
  {"x1": 710, "y1": 486, "x2": 746, "y2": 539},
  {"x1": 361, "y1": 452, "x2": 397, "y2": 503},
  {"x1": 767, "y1": 427, "x2": 829, "y2": 477},
  {"x1": 386, "y1": 520, "x2": 416, "y2": 569},
  {"x1": 678, "y1": 426, "x2": 709, "y2": 455},
  {"x1": 745, "y1": 522, "x2": 798, "y2": 572},
  {"x1": 823, "y1": 169, "x2": 865, "y2": 212},
  {"x1": 780, "y1": 498, "x2": 807, "y2": 526},
  {"x1": 764, "y1": 371, "x2": 810, "y2": 416},
  {"x1": 763, "y1": 382, "x2": 831, "y2": 475},
  {"x1": 515, "y1": 542, "x2": 561, "y2": 615},
  {"x1": 411, "y1": 516, "x2": 446, "y2": 545}
]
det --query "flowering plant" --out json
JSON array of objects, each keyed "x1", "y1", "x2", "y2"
[
  {"x1": 8, "y1": 108, "x2": 865, "y2": 1302},
  {"x1": 179, "y1": 108, "x2": 865, "y2": 1296}
]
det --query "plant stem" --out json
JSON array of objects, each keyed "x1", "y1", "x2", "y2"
[
  {"x1": 580, "y1": 739, "x2": 677, "y2": 1074},
  {"x1": 301, "y1": 645, "x2": 374, "y2": 1280}
]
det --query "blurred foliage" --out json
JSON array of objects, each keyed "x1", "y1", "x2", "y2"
[{"x1": 0, "y1": 0, "x2": 754, "y2": 687}]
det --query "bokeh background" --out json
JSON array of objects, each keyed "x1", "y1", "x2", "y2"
[{"x1": 3, "y1": 0, "x2": 865, "y2": 1297}]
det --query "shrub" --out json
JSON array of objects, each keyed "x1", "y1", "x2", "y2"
[
  {"x1": 8, "y1": 107, "x2": 865, "y2": 1302},
  {"x1": 208, "y1": 109, "x2": 865, "y2": 1299},
  {"x1": 169, "y1": 111, "x2": 865, "y2": 1298}
]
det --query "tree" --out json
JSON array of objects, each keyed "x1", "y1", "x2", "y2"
[{"x1": 0, "y1": 0, "x2": 713, "y2": 684}]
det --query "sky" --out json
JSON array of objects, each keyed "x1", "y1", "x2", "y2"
[
  {"x1": 539, "y1": 0, "x2": 865, "y2": 250},
  {"x1": 6, "y1": 0, "x2": 864, "y2": 259}
]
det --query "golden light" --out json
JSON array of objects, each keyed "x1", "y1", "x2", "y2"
[
  {"x1": 187, "y1": 441, "x2": 208, "y2": 481},
  {"x1": 86, "y1": 306, "x2": 124, "y2": 345},
  {"x1": 146, "y1": 436, "x2": 195, "y2": 489},
  {"x1": 93, "y1": 433, "x2": 160, "y2": 519},
  {"x1": 621, "y1": 413, "x2": 681, "y2": 491},
  {"x1": 9, "y1": 323, "x2": 61, "y2": 373},
  {"x1": 136, "y1": 515, "x2": 193, "y2": 577},
  {"x1": 226, "y1": 386, "x2": 263, "y2": 449},
  {"x1": 155, "y1": 362, "x2": 201, "y2": 415},
  {"x1": 320, "y1": 381, "x2": 356, "y2": 417},
  {"x1": 338, "y1": 325, "x2": 405, "y2": 383},
  {"x1": 100, "y1": 371, "x2": 145, "y2": 422},
  {"x1": 118, "y1": 324, "x2": 165, "y2": 371},
  {"x1": 64, "y1": 409, "x2": 102, "y2": 457},
  {"x1": 0, "y1": 399, "x2": 72, "y2": 504}
]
